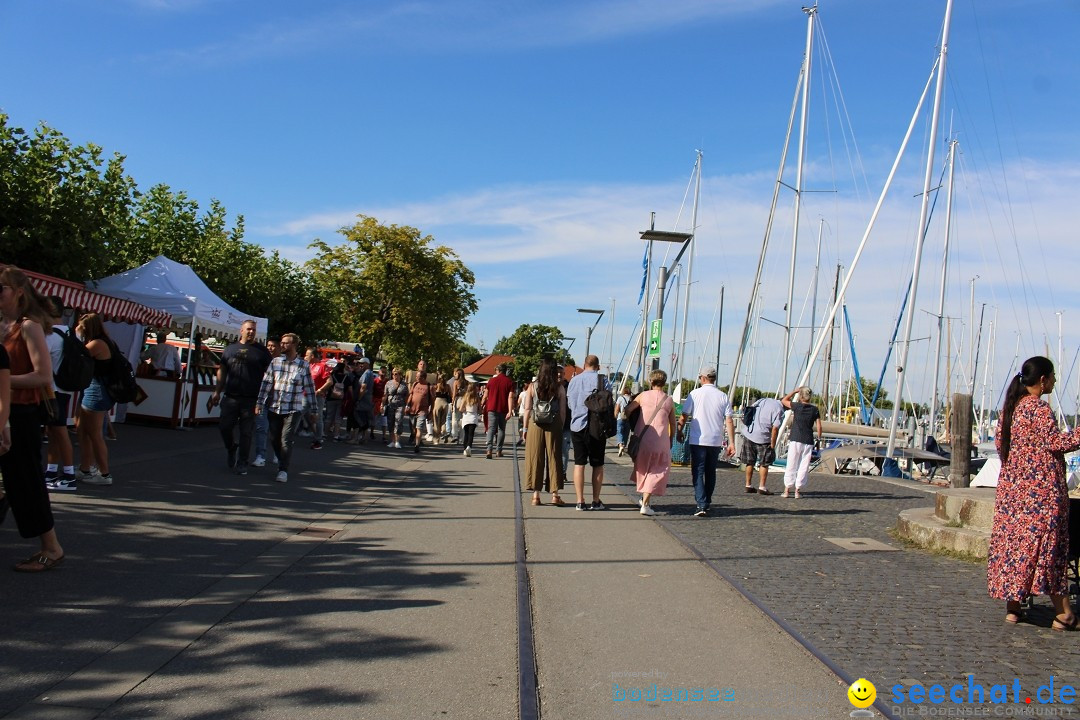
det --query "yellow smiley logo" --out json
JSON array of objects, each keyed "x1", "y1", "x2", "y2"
[{"x1": 847, "y1": 678, "x2": 876, "y2": 709}]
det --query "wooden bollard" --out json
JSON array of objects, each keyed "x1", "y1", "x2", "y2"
[{"x1": 949, "y1": 393, "x2": 972, "y2": 488}]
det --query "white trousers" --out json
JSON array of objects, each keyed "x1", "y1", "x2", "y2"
[{"x1": 783, "y1": 440, "x2": 814, "y2": 489}]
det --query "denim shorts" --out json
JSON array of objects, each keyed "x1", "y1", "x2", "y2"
[{"x1": 81, "y1": 378, "x2": 115, "y2": 412}]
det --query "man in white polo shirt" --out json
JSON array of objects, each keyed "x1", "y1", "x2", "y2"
[{"x1": 677, "y1": 367, "x2": 735, "y2": 517}]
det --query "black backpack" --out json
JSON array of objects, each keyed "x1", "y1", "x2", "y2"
[
  {"x1": 583, "y1": 374, "x2": 617, "y2": 440},
  {"x1": 104, "y1": 340, "x2": 140, "y2": 403},
  {"x1": 742, "y1": 401, "x2": 758, "y2": 431},
  {"x1": 52, "y1": 328, "x2": 94, "y2": 392}
]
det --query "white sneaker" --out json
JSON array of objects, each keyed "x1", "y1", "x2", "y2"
[
  {"x1": 77, "y1": 467, "x2": 100, "y2": 481},
  {"x1": 83, "y1": 472, "x2": 113, "y2": 486},
  {"x1": 464, "y1": 447, "x2": 472, "y2": 457},
  {"x1": 640, "y1": 504, "x2": 656, "y2": 516},
  {"x1": 463, "y1": 449, "x2": 468, "y2": 456},
  {"x1": 275, "y1": 471, "x2": 288, "y2": 483},
  {"x1": 424, "y1": 434, "x2": 435, "y2": 443},
  {"x1": 392, "y1": 441, "x2": 402, "y2": 449},
  {"x1": 251, "y1": 456, "x2": 266, "y2": 468}
]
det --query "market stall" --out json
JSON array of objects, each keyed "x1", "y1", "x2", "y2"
[
  {"x1": 89, "y1": 255, "x2": 269, "y2": 427},
  {"x1": 25, "y1": 269, "x2": 172, "y2": 423}
]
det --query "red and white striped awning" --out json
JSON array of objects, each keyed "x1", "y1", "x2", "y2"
[{"x1": 25, "y1": 270, "x2": 173, "y2": 327}]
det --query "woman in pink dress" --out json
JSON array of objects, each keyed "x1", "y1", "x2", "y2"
[
  {"x1": 624, "y1": 369, "x2": 676, "y2": 516},
  {"x1": 987, "y1": 356, "x2": 1080, "y2": 630}
]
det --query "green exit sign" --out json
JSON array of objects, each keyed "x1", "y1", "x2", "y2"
[{"x1": 648, "y1": 319, "x2": 662, "y2": 358}]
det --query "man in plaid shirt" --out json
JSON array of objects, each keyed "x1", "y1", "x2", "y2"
[{"x1": 256, "y1": 332, "x2": 317, "y2": 483}]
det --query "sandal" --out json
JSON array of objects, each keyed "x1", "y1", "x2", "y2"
[
  {"x1": 531, "y1": 497, "x2": 542, "y2": 506},
  {"x1": 1052, "y1": 615, "x2": 1079, "y2": 632},
  {"x1": 14, "y1": 552, "x2": 64, "y2": 573},
  {"x1": 1004, "y1": 611, "x2": 1025, "y2": 625},
  {"x1": 550, "y1": 495, "x2": 566, "y2": 507}
]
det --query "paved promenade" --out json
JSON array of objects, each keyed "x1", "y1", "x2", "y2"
[
  {"x1": 601, "y1": 453, "x2": 1080, "y2": 716},
  {"x1": 1, "y1": 423, "x2": 1077, "y2": 718}
]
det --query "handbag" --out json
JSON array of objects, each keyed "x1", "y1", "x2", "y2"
[
  {"x1": 39, "y1": 385, "x2": 59, "y2": 423},
  {"x1": 627, "y1": 393, "x2": 668, "y2": 462}
]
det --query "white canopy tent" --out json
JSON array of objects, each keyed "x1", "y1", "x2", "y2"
[{"x1": 89, "y1": 255, "x2": 268, "y2": 339}]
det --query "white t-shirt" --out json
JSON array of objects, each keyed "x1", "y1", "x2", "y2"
[
  {"x1": 46, "y1": 324, "x2": 69, "y2": 392},
  {"x1": 682, "y1": 384, "x2": 733, "y2": 446},
  {"x1": 741, "y1": 397, "x2": 785, "y2": 445},
  {"x1": 147, "y1": 343, "x2": 181, "y2": 376}
]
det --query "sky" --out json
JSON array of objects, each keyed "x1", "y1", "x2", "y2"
[{"x1": 4, "y1": 0, "x2": 1080, "y2": 414}]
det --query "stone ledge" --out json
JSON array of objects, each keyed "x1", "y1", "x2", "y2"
[
  {"x1": 896, "y1": 506, "x2": 989, "y2": 558},
  {"x1": 933, "y1": 487, "x2": 996, "y2": 530}
]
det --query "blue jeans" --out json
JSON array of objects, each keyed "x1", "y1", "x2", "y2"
[
  {"x1": 562, "y1": 428, "x2": 572, "y2": 476},
  {"x1": 254, "y1": 410, "x2": 269, "y2": 458},
  {"x1": 616, "y1": 417, "x2": 630, "y2": 446},
  {"x1": 690, "y1": 444, "x2": 721, "y2": 510}
]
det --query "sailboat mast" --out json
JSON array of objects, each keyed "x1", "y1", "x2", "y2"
[
  {"x1": 886, "y1": 0, "x2": 956, "y2": 457},
  {"x1": 822, "y1": 263, "x2": 841, "y2": 419},
  {"x1": 780, "y1": 4, "x2": 817, "y2": 395},
  {"x1": 929, "y1": 138, "x2": 958, "y2": 439},
  {"x1": 677, "y1": 151, "x2": 702, "y2": 384},
  {"x1": 805, "y1": 217, "x2": 825, "y2": 379}
]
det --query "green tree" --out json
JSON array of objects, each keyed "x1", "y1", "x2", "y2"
[
  {"x1": 434, "y1": 340, "x2": 483, "y2": 373},
  {"x1": 844, "y1": 376, "x2": 893, "y2": 410},
  {"x1": 0, "y1": 115, "x2": 136, "y2": 279},
  {"x1": 306, "y1": 216, "x2": 478, "y2": 368},
  {"x1": 492, "y1": 324, "x2": 571, "y2": 384}
]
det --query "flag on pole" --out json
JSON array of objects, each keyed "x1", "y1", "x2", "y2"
[{"x1": 637, "y1": 246, "x2": 648, "y2": 304}]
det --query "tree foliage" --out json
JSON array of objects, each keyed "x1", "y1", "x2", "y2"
[
  {"x1": 492, "y1": 324, "x2": 571, "y2": 384},
  {"x1": 306, "y1": 216, "x2": 478, "y2": 369},
  {"x1": 0, "y1": 115, "x2": 341, "y2": 343},
  {"x1": 843, "y1": 376, "x2": 893, "y2": 410},
  {"x1": 0, "y1": 114, "x2": 136, "y2": 280}
]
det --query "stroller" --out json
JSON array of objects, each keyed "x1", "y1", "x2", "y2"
[{"x1": 1069, "y1": 499, "x2": 1080, "y2": 599}]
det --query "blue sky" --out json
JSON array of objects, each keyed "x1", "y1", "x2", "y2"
[{"x1": 4, "y1": 0, "x2": 1080, "y2": 412}]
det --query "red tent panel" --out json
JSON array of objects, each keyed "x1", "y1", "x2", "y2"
[{"x1": 24, "y1": 270, "x2": 172, "y2": 327}]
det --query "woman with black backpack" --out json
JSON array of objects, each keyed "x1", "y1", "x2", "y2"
[
  {"x1": 522, "y1": 359, "x2": 567, "y2": 506},
  {"x1": 75, "y1": 313, "x2": 116, "y2": 487}
]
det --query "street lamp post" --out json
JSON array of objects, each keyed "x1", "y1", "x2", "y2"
[
  {"x1": 577, "y1": 308, "x2": 605, "y2": 359},
  {"x1": 639, "y1": 227, "x2": 693, "y2": 373}
]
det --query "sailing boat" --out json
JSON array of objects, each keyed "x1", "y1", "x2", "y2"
[{"x1": 725, "y1": 0, "x2": 965, "y2": 475}]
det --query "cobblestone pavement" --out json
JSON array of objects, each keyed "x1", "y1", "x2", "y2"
[{"x1": 604, "y1": 458, "x2": 1080, "y2": 716}]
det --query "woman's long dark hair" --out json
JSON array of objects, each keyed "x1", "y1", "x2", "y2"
[
  {"x1": 535, "y1": 359, "x2": 558, "y2": 401},
  {"x1": 999, "y1": 355, "x2": 1054, "y2": 463}
]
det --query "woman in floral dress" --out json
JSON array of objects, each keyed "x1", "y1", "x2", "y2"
[
  {"x1": 624, "y1": 369, "x2": 676, "y2": 516},
  {"x1": 987, "y1": 356, "x2": 1080, "y2": 630}
]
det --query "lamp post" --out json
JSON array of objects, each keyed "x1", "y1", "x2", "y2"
[
  {"x1": 639, "y1": 227, "x2": 693, "y2": 372},
  {"x1": 559, "y1": 337, "x2": 576, "y2": 365},
  {"x1": 577, "y1": 308, "x2": 605, "y2": 360}
]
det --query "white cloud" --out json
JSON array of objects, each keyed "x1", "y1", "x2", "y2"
[
  {"x1": 248, "y1": 156, "x2": 1080, "y2": 404},
  {"x1": 139, "y1": 0, "x2": 787, "y2": 68}
]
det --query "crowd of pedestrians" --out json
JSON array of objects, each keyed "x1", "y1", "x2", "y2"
[{"x1": 5, "y1": 256, "x2": 1076, "y2": 638}]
